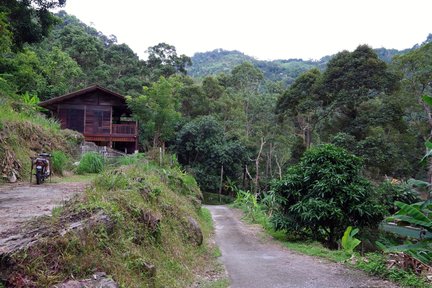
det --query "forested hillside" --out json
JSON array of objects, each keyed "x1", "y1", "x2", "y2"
[
  {"x1": 188, "y1": 36, "x2": 432, "y2": 86},
  {"x1": 188, "y1": 49, "x2": 326, "y2": 86},
  {"x1": 2, "y1": 4, "x2": 432, "y2": 192}
]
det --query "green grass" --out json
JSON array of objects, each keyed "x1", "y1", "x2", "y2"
[
  {"x1": 76, "y1": 152, "x2": 104, "y2": 174},
  {"x1": 50, "y1": 173, "x2": 95, "y2": 183},
  {"x1": 201, "y1": 278, "x2": 230, "y2": 288},
  {"x1": 0, "y1": 102, "x2": 83, "y2": 183}
]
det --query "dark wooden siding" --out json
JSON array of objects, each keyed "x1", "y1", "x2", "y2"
[
  {"x1": 85, "y1": 106, "x2": 111, "y2": 135},
  {"x1": 57, "y1": 91, "x2": 125, "y2": 107}
]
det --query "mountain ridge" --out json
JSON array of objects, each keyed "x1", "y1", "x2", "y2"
[{"x1": 188, "y1": 34, "x2": 432, "y2": 85}]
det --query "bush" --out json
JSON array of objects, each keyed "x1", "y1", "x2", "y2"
[
  {"x1": 76, "y1": 152, "x2": 104, "y2": 174},
  {"x1": 270, "y1": 144, "x2": 385, "y2": 249},
  {"x1": 51, "y1": 150, "x2": 69, "y2": 176},
  {"x1": 377, "y1": 180, "x2": 420, "y2": 214}
]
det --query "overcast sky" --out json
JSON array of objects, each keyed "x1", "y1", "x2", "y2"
[{"x1": 61, "y1": 0, "x2": 432, "y2": 61}]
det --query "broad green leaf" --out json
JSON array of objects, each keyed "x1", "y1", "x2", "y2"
[
  {"x1": 426, "y1": 140, "x2": 432, "y2": 150},
  {"x1": 422, "y1": 95, "x2": 432, "y2": 107},
  {"x1": 407, "y1": 178, "x2": 430, "y2": 188}
]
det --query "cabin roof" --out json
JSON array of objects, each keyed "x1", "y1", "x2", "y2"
[{"x1": 39, "y1": 85, "x2": 126, "y2": 110}]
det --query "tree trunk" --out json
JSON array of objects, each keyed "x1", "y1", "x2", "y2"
[
  {"x1": 254, "y1": 137, "x2": 266, "y2": 196},
  {"x1": 219, "y1": 165, "x2": 224, "y2": 203},
  {"x1": 274, "y1": 154, "x2": 282, "y2": 181}
]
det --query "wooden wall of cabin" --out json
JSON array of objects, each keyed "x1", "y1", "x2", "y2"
[
  {"x1": 84, "y1": 106, "x2": 111, "y2": 135},
  {"x1": 54, "y1": 91, "x2": 126, "y2": 135}
]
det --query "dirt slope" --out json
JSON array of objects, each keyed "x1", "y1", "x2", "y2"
[
  {"x1": 0, "y1": 181, "x2": 88, "y2": 236},
  {"x1": 207, "y1": 205, "x2": 399, "y2": 288}
]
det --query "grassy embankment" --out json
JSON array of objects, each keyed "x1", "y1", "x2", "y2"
[
  {"x1": 0, "y1": 100, "x2": 82, "y2": 183},
  {"x1": 232, "y1": 200, "x2": 432, "y2": 288},
  {"x1": 0, "y1": 157, "x2": 227, "y2": 287}
]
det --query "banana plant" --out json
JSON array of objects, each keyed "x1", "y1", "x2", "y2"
[
  {"x1": 341, "y1": 226, "x2": 361, "y2": 255},
  {"x1": 383, "y1": 201, "x2": 432, "y2": 264}
]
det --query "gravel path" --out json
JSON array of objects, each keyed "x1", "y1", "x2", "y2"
[
  {"x1": 207, "y1": 205, "x2": 399, "y2": 288},
  {"x1": 0, "y1": 181, "x2": 88, "y2": 236}
]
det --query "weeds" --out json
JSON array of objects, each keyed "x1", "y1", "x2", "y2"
[
  {"x1": 76, "y1": 152, "x2": 104, "y2": 174},
  {"x1": 51, "y1": 150, "x2": 69, "y2": 176}
]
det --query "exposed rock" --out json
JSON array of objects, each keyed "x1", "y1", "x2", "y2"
[
  {"x1": 7, "y1": 171, "x2": 17, "y2": 183},
  {"x1": 52, "y1": 272, "x2": 119, "y2": 288},
  {"x1": 0, "y1": 210, "x2": 113, "y2": 256},
  {"x1": 139, "y1": 211, "x2": 161, "y2": 234},
  {"x1": 187, "y1": 216, "x2": 203, "y2": 246}
]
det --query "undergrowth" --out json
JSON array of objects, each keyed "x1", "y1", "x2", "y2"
[
  {"x1": 3, "y1": 159, "x2": 216, "y2": 287},
  {"x1": 232, "y1": 193, "x2": 431, "y2": 288}
]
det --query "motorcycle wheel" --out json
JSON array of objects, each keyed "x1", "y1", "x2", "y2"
[{"x1": 36, "y1": 172, "x2": 42, "y2": 185}]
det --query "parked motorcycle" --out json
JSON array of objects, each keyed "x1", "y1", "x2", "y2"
[{"x1": 30, "y1": 153, "x2": 51, "y2": 184}]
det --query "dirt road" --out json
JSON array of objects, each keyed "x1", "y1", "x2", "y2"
[
  {"x1": 0, "y1": 181, "x2": 88, "y2": 236},
  {"x1": 207, "y1": 205, "x2": 398, "y2": 288}
]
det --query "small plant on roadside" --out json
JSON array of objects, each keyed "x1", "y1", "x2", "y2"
[
  {"x1": 233, "y1": 190, "x2": 259, "y2": 219},
  {"x1": 76, "y1": 152, "x2": 104, "y2": 174},
  {"x1": 341, "y1": 226, "x2": 361, "y2": 255},
  {"x1": 51, "y1": 150, "x2": 69, "y2": 176}
]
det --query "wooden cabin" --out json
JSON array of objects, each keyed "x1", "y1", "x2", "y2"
[{"x1": 39, "y1": 85, "x2": 138, "y2": 153}]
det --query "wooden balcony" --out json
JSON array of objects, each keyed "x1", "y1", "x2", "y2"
[
  {"x1": 84, "y1": 122, "x2": 137, "y2": 143},
  {"x1": 113, "y1": 122, "x2": 136, "y2": 136}
]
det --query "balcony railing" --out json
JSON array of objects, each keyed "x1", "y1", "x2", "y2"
[{"x1": 112, "y1": 122, "x2": 136, "y2": 135}]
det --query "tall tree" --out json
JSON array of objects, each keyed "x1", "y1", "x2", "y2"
[
  {"x1": 146, "y1": 43, "x2": 191, "y2": 81},
  {"x1": 276, "y1": 68, "x2": 322, "y2": 148},
  {"x1": 0, "y1": 0, "x2": 66, "y2": 48},
  {"x1": 393, "y1": 42, "x2": 432, "y2": 182},
  {"x1": 127, "y1": 76, "x2": 181, "y2": 149}
]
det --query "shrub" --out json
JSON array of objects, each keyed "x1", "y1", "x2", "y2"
[
  {"x1": 51, "y1": 150, "x2": 69, "y2": 176},
  {"x1": 270, "y1": 144, "x2": 385, "y2": 249},
  {"x1": 377, "y1": 180, "x2": 420, "y2": 214},
  {"x1": 76, "y1": 152, "x2": 104, "y2": 174}
]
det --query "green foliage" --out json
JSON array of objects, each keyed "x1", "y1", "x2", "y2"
[
  {"x1": 383, "y1": 201, "x2": 432, "y2": 265},
  {"x1": 51, "y1": 150, "x2": 69, "y2": 176},
  {"x1": 202, "y1": 192, "x2": 234, "y2": 205},
  {"x1": 271, "y1": 144, "x2": 385, "y2": 248},
  {"x1": 127, "y1": 76, "x2": 181, "y2": 148},
  {"x1": 76, "y1": 152, "x2": 104, "y2": 174},
  {"x1": 146, "y1": 42, "x2": 191, "y2": 81},
  {"x1": 233, "y1": 190, "x2": 259, "y2": 220},
  {"x1": 117, "y1": 153, "x2": 145, "y2": 165},
  {"x1": 188, "y1": 49, "x2": 324, "y2": 86},
  {"x1": 0, "y1": 12, "x2": 12, "y2": 53},
  {"x1": 341, "y1": 226, "x2": 361, "y2": 255},
  {"x1": 356, "y1": 253, "x2": 429, "y2": 288},
  {"x1": 0, "y1": 0, "x2": 66, "y2": 48},
  {"x1": 175, "y1": 115, "x2": 248, "y2": 192},
  {"x1": 232, "y1": 190, "x2": 272, "y2": 230},
  {"x1": 376, "y1": 180, "x2": 420, "y2": 214}
]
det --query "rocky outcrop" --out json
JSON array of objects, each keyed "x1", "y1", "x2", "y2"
[
  {"x1": 52, "y1": 272, "x2": 119, "y2": 288},
  {"x1": 187, "y1": 216, "x2": 203, "y2": 246}
]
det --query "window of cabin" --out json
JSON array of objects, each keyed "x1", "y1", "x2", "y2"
[{"x1": 58, "y1": 108, "x2": 84, "y2": 133}]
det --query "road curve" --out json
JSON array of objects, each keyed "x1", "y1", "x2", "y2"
[{"x1": 206, "y1": 205, "x2": 398, "y2": 288}]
